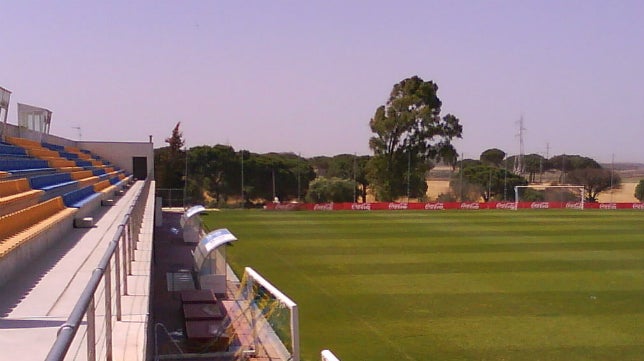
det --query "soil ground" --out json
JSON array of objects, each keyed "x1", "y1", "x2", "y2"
[{"x1": 424, "y1": 165, "x2": 643, "y2": 202}]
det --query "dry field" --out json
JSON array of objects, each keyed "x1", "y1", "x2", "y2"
[
  {"x1": 425, "y1": 180, "x2": 639, "y2": 202},
  {"x1": 425, "y1": 165, "x2": 642, "y2": 202}
]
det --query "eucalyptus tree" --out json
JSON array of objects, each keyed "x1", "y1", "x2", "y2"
[{"x1": 367, "y1": 76, "x2": 462, "y2": 201}]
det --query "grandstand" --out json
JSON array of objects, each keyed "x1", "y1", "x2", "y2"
[
  {"x1": 0, "y1": 120, "x2": 153, "y2": 360},
  {"x1": 1, "y1": 107, "x2": 298, "y2": 360}
]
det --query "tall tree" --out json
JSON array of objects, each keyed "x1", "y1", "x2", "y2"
[
  {"x1": 635, "y1": 180, "x2": 644, "y2": 202},
  {"x1": 523, "y1": 153, "x2": 547, "y2": 182},
  {"x1": 324, "y1": 154, "x2": 371, "y2": 202},
  {"x1": 155, "y1": 122, "x2": 186, "y2": 189},
  {"x1": 566, "y1": 168, "x2": 621, "y2": 202},
  {"x1": 165, "y1": 122, "x2": 185, "y2": 153},
  {"x1": 549, "y1": 154, "x2": 600, "y2": 183},
  {"x1": 242, "y1": 152, "x2": 315, "y2": 203},
  {"x1": 187, "y1": 145, "x2": 238, "y2": 205},
  {"x1": 480, "y1": 148, "x2": 506, "y2": 167},
  {"x1": 456, "y1": 165, "x2": 528, "y2": 202},
  {"x1": 305, "y1": 177, "x2": 356, "y2": 203},
  {"x1": 367, "y1": 76, "x2": 462, "y2": 201}
]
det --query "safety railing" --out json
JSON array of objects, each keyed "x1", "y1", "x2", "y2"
[{"x1": 45, "y1": 177, "x2": 151, "y2": 361}]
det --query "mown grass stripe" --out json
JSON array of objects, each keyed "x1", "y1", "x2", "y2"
[{"x1": 204, "y1": 210, "x2": 644, "y2": 361}]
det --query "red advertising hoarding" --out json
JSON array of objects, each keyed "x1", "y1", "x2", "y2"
[{"x1": 265, "y1": 202, "x2": 644, "y2": 211}]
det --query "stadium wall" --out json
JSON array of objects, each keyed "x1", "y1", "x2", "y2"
[
  {"x1": 266, "y1": 201, "x2": 644, "y2": 211},
  {"x1": 2, "y1": 122, "x2": 154, "y2": 179},
  {"x1": 80, "y1": 140, "x2": 154, "y2": 178}
]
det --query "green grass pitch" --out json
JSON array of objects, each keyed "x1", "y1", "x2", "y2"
[{"x1": 202, "y1": 210, "x2": 644, "y2": 361}]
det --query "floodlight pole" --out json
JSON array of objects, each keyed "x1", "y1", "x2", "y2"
[
  {"x1": 272, "y1": 168, "x2": 276, "y2": 201},
  {"x1": 460, "y1": 153, "x2": 464, "y2": 201},
  {"x1": 407, "y1": 148, "x2": 411, "y2": 202},
  {"x1": 241, "y1": 150, "x2": 244, "y2": 208},
  {"x1": 353, "y1": 153, "x2": 357, "y2": 202},
  {"x1": 487, "y1": 167, "x2": 492, "y2": 202},
  {"x1": 183, "y1": 146, "x2": 188, "y2": 209},
  {"x1": 503, "y1": 158, "x2": 508, "y2": 201},
  {"x1": 297, "y1": 152, "x2": 301, "y2": 202},
  {"x1": 610, "y1": 153, "x2": 614, "y2": 203}
]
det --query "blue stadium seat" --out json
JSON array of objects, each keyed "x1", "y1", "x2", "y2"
[
  {"x1": 75, "y1": 160, "x2": 93, "y2": 167},
  {"x1": 62, "y1": 185, "x2": 101, "y2": 208},
  {"x1": 0, "y1": 158, "x2": 50, "y2": 171},
  {"x1": 0, "y1": 144, "x2": 28, "y2": 157},
  {"x1": 41, "y1": 142, "x2": 66, "y2": 152}
]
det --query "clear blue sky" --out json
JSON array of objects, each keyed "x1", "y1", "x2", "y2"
[{"x1": 2, "y1": 1, "x2": 642, "y2": 162}]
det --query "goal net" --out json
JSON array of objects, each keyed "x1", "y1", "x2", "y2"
[
  {"x1": 514, "y1": 185, "x2": 585, "y2": 210},
  {"x1": 236, "y1": 267, "x2": 300, "y2": 361}
]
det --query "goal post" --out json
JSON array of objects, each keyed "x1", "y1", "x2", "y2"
[{"x1": 514, "y1": 185, "x2": 585, "y2": 210}]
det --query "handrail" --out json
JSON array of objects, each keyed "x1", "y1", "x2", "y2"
[{"x1": 45, "y1": 176, "x2": 151, "y2": 361}]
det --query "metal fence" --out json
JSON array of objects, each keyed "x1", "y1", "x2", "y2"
[
  {"x1": 45, "y1": 178, "x2": 151, "y2": 361},
  {"x1": 155, "y1": 188, "x2": 187, "y2": 208}
]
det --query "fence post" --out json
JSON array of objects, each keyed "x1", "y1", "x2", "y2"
[
  {"x1": 87, "y1": 296, "x2": 96, "y2": 361},
  {"x1": 104, "y1": 261, "x2": 113, "y2": 361},
  {"x1": 114, "y1": 239, "x2": 122, "y2": 321},
  {"x1": 121, "y1": 231, "x2": 128, "y2": 296},
  {"x1": 128, "y1": 217, "x2": 136, "y2": 264}
]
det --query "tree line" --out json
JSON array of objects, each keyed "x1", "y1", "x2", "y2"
[{"x1": 155, "y1": 76, "x2": 638, "y2": 206}]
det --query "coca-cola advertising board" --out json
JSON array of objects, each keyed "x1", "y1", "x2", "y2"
[{"x1": 265, "y1": 202, "x2": 644, "y2": 211}]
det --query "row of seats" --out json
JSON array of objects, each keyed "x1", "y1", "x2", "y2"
[
  {"x1": 0, "y1": 196, "x2": 78, "y2": 258},
  {"x1": 0, "y1": 136, "x2": 133, "y2": 288},
  {"x1": 0, "y1": 172, "x2": 127, "y2": 216},
  {"x1": 0, "y1": 156, "x2": 102, "y2": 172},
  {"x1": 5, "y1": 136, "x2": 107, "y2": 169},
  {"x1": 0, "y1": 158, "x2": 51, "y2": 172},
  {"x1": 0, "y1": 137, "x2": 118, "y2": 180},
  {"x1": 0, "y1": 143, "x2": 29, "y2": 157},
  {"x1": 0, "y1": 178, "x2": 45, "y2": 217},
  {"x1": 0, "y1": 137, "x2": 130, "y2": 217}
]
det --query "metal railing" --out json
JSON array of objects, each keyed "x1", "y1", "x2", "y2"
[{"x1": 45, "y1": 177, "x2": 151, "y2": 361}]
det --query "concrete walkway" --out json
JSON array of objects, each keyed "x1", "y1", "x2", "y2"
[{"x1": 0, "y1": 181, "x2": 155, "y2": 361}]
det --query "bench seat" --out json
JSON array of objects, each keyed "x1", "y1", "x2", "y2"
[
  {"x1": 0, "y1": 178, "x2": 45, "y2": 217},
  {"x1": 48, "y1": 159, "x2": 78, "y2": 168},
  {"x1": 0, "y1": 144, "x2": 28, "y2": 157},
  {"x1": 0, "y1": 197, "x2": 77, "y2": 257},
  {"x1": 27, "y1": 148, "x2": 61, "y2": 158},
  {"x1": 63, "y1": 185, "x2": 101, "y2": 208},
  {"x1": 93, "y1": 179, "x2": 117, "y2": 200}
]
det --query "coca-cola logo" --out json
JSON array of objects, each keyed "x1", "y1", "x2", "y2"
[
  {"x1": 495, "y1": 202, "x2": 516, "y2": 210},
  {"x1": 424, "y1": 202, "x2": 444, "y2": 210},
  {"x1": 351, "y1": 203, "x2": 371, "y2": 211},
  {"x1": 460, "y1": 202, "x2": 480, "y2": 209},
  {"x1": 274, "y1": 203, "x2": 297, "y2": 211},
  {"x1": 633, "y1": 203, "x2": 644, "y2": 210},
  {"x1": 313, "y1": 203, "x2": 333, "y2": 211},
  {"x1": 388, "y1": 202, "x2": 408, "y2": 210},
  {"x1": 530, "y1": 202, "x2": 549, "y2": 209},
  {"x1": 565, "y1": 202, "x2": 583, "y2": 209},
  {"x1": 599, "y1": 203, "x2": 617, "y2": 210}
]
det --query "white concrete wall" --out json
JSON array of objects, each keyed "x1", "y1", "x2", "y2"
[
  {"x1": 79, "y1": 141, "x2": 154, "y2": 178},
  {"x1": 2, "y1": 123, "x2": 155, "y2": 179}
]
